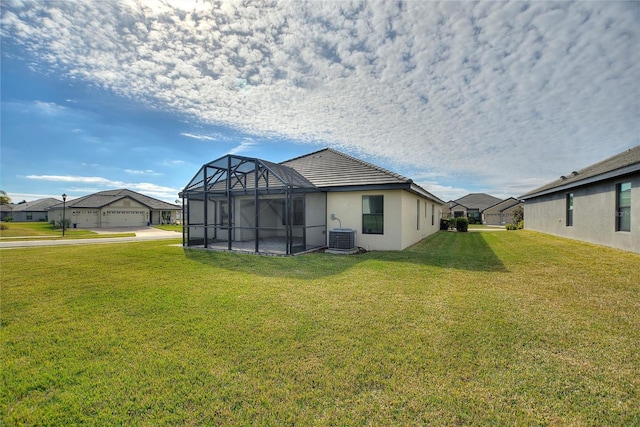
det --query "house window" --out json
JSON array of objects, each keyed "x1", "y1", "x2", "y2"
[
  {"x1": 566, "y1": 193, "x2": 573, "y2": 226},
  {"x1": 363, "y1": 195, "x2": 384, "y2": 234},
  {"x1": 616, "y1": 182, "x2": 631, "y2": 232},
  {"x1": 431, "y1": 204, "x2": 435, "y2": 226},
  {"x1": 26, "y1": 212, "x2": 33, "y2": 220},
  {"x1": 417, "y1": 199, "x2": 420, "y2": 230}
]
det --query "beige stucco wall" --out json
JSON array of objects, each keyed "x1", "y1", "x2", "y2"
[
  {"x1": 327, "y1": 189, "x2": 442, "y2": 251},
  {"x1": 524, "y1": 174, "x2": 639, "y2": 253}
]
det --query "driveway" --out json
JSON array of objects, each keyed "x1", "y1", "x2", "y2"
[{"x1": 0, "y1": 227, "x2": 182, "y2": 249}]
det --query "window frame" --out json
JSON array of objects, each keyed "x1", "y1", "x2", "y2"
[
  {"x1": 362, "y1": 195, "x2": 384, "y2": 235},
  {"x1": 616, "y1": 182, "x2": 631, "y2": 232},
  {"x1": 566, "y1": 193, "x2": 573, "y2": 227}
]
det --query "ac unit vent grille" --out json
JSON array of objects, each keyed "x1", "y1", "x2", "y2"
[{"x1": 328, "y1": 229, "x2": 356, "y2": 250}]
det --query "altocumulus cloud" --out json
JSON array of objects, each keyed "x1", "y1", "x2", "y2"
[{"x1": 3, "y1": 1, "x2": 638, "y2": 195}]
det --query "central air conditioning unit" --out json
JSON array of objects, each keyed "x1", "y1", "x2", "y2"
[{"x1": 328, "y1": 228, "x2": 357, "y2": 253}]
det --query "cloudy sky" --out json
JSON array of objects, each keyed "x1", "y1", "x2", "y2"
[{"x1": 1, "y1": 0, "x2": 638, "y2": 203}]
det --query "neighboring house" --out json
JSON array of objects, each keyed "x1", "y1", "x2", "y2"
[
  {"x1": 520, "y1": 145, "x2": 640, "y2": 254},
  {"x1": 444, "y1": 193, "x2": 503, "y2": 223},
  {"x1": 181, "y1": 148, "x2": 445, "y2": 255},
  {"x1": 1, "y1": 203, "x2": 13, "y2": 221},
  {"x1": 483, "y1": 197, "x2": 524, "y2": 226},
  {"x1": 3, "y1": 198, "x2": 61, "y2": 222},
  {"x1": 48, "y1": 189, "x2": 180, "y2": 229}
]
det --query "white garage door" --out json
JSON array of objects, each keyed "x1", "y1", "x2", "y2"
[
  {"x1": 104, "y1": 210, "x2": 146, "y2": 227},
  {"x1": 74, "y1": 211, "x2": 99, "y2": 228}
]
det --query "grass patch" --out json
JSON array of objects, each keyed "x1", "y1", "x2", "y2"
[
  {"x1": 1, "y1": 231, "x2": 639, "y2": 425},
  {"x1": 154, "y1": 224, "x2": 182, "y2": 232},
  {"x1": 0, "y1": 222, "x2": 135, "y2": 240}
]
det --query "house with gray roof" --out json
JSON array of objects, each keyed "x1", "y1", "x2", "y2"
[
  {"x1": 4, "y1": 198, "x2": 61, "y2": 222},
  {"x1": 48, "y1": 189, "x2": 180, "y2": 229},
  {"x1": 444, "y1": 193, "x2": 503, "y2": 224},
  {"x1": 482, "y1": 197, "x2": 524, "y2": 226},
  {"x1": 520, "y1": 145, "x2": 640, "y2": 253},
  {"x1": 181, "y1": 148, "x2": 445, "y2": 255}
]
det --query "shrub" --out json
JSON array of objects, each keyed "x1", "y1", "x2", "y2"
[
  {"x1": 448, "y1": 218, "x2": 457, "y2": 229},
  {"x1": 456, "y1": 217, "x2": 469, "y2": 232},
  {"x1": 517, "y1": 220, "x2": 524, "y2": 230},
  {"x1": 55, "y1": 218, "x2": 71, "y2": 229},
  {"x1": 2, "y1": 217, "x2": 13, "y2": 222},
  {"x1": 505, "y1": 223, "x2": 517, "y2": 230}
]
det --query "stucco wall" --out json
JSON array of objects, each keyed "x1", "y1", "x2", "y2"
[
  {"x1": 327, "y1": 190, "x2": 441, "y2": 251},
  {"x1": 524, "y1": 174, "x2": 639, "y2": 253}
]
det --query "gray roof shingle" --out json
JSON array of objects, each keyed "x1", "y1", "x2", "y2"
[
  {"x1": 452, "y1": 193, "x2": 503, "y2": 211},
  {"x1": 52, "y1": 189, "x2": 179, "y2": 210},
  {"x1": 520, "y1": 145, "x2": 640, "y2": 199},
  {"x1": 8, "y1": 198, "x2": 61, "y2": 212},
  {"x1": 282, "y1": 148, "x2": 444, "y2": 204},
  {"x1": 281, "y1": 148, "x2": 410, "y2": 188}
]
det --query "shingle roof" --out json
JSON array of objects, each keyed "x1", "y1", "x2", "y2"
[
  {"x1": 7, "y1": 198, "x2": 61, "y2": 212},
  {"x1": 520, "y1": 145, "x2": 640, "y2": 199},
  {"x1": 53, "y1": 189, "x2": 179, "y2": 210},
  {"x1": 483, "y1": 197, "x2": 523, "y2": 213},
  {"x1": 282, "y1": 148, "x2": 410, "y2": 188},
  {"x1": 452, "y1": 193, "x2": 503, "y2": 211},
  {"x1": 282, "y1": 148, "x2": 445, "y2": 204}
]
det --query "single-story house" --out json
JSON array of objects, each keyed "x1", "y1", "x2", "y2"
[
  {"x1": 519, "y1": 145, "x2": 639, "y2": 253},
  {"x1": 48, "y1": 189, "x2": 180, "y2": 229},
  {"x1": 444, "y1": 193, "x2": 503, "y2": 223},
  {"x1": 1, "y1": 198, "x2": 61, "y2": 222},
  {"x1": 482, "y1": 197, "x2": 524, "y2": 226},
  {"x1": 1, "y1": 203, "x2": 14, "y2": 221},
  {"x1": 181, "y1": 148, "x2": 445, "y2": 255}
]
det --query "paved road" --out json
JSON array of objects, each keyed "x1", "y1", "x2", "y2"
[{"x1": 0, "y1": 227, "x2": 182, "y2": 249}]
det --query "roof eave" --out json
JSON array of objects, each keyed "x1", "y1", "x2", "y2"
[{"x1": 520, "y1": 164, "x2": 640, "y2": 200}]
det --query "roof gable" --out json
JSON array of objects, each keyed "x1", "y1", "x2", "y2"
[
  {"x1": 520, "y1": 145, "x2": 640, "y2": 199},
  {"x1": 483, "y1": 197, "x2": 522, "y2": 212},
  {"x1": 453, "y1": 193, "x2": 503, "y2": 211}
]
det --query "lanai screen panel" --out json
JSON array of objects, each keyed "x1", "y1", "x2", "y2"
[{"x1": 182, "y1": 155, "x2": 325, "y2": 255}]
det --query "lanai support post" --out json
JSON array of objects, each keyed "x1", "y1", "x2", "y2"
[
  {"x1": 227, "y1": 156, "x2": 232, "y2": 251},
  {"x1": 203, "y1": 167, "x2": 209, "y2": 248},
  {"x1": 254, "y1": 161, "x2": 259, "y2": 253}
]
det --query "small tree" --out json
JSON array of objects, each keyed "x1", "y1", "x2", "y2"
[
  {"x1": 512, "y1": 206, "x2": 524, "y2": 225},
  {"x1": 0, "y1": 190, "x2": 11, "y2": 205}
]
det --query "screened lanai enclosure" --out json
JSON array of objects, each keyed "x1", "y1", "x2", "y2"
[{"x1": 181, "y1": 154, "x2": 327, "y2": 255}]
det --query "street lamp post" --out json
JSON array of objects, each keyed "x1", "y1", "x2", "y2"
[{"x1": 62, "y1": 193, "x2": 67, "y2": 237}]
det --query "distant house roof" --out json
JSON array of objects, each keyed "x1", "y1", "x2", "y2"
[
  {"x1": 282, "y1": 148, "x2": 445, "y2": 204},
  {"x1": 483, "y1": 197, "x2": 523, "y2": 213},
  {"x1": 51, "y1": 189, "x2": 179, "y2": 210},
  {"x1": 10, "y1": 198, "x2": 61, "y2": 212},
  {"x1": 451, "y1": 193, "x2": 503, "y2": 211},
  {"x1": 520, "y1": 145, "x2": 640, "y2": 200}
]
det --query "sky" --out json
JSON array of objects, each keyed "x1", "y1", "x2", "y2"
[{"x1": 1, "y1": 0, "x2": 638, "y2": 204}]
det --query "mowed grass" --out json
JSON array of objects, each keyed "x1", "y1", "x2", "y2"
[
  {"x1": 0, "y1": 222, "x2": 134, "y2": 239},
  {"x1": 1, "y1": 231, "x2": 639, "y2": 425}
]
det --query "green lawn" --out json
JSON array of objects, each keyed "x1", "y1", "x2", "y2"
[
  {"x1": 0, "y1": 222, "x2": 134, "y2": 240},
  {"x1": 1, "y1": 231, "x2": 639, "y2": 425}
]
